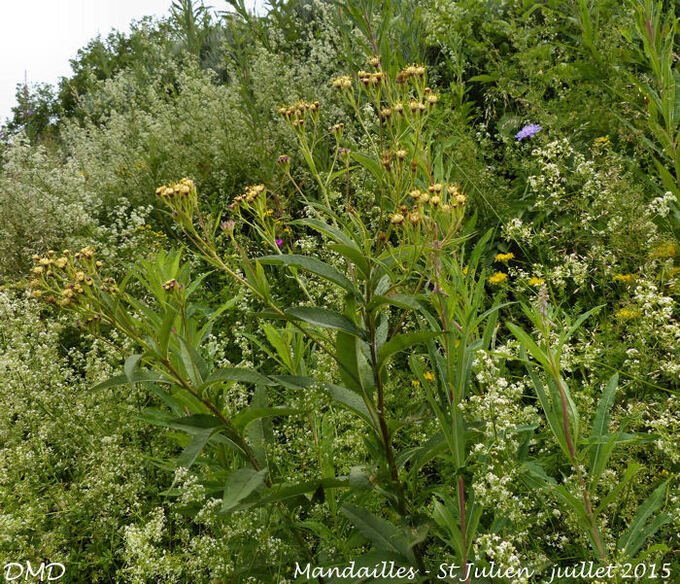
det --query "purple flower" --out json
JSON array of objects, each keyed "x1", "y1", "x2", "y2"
[
  {"x1": 220, "y1": 220, "x2": 234, "y2": 232},
  {"x1": 515, "y1": 124, "x2": 542, "y2": 141},
  {"x1": 275, "y1": 238, "x2": 283, "y2": 247}
]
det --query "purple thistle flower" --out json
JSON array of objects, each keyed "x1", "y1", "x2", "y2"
[
  {"x1": 275, "y1": 238, "x2": 283, "y2": 247},
  {"x1": 515, "y1": 124, "x2": 542, "y2": 141}
]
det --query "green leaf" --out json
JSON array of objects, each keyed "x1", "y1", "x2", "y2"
[
  {"x1": 258, "y1": 254, "x2": 360, "y2": 298},
  {"x1": 336, "y1": 331, "x2": 371, "y2": 395},
  {"x1": 340, "y1": 503, "x2": 414, "y2": 562},
  {"x1": 221, "y1": 468, "x2": 267, "y2": 513},
  {"x1": 366, "y1": 293, "x2": 424, "y2": 313},
  {"x1": 286, "y1": 306, "x2": 366, "y2": 338},
  {"x1": 377, "y1": 331, "x2": 439, "y2": 372},
  {"x1": 325, "y1": 383, "x2": 374, "y2": 425},
  {"x1": 231, "y1": 407, "x2": 301, "y2": 435},
  {"x1": 618, "y1": 480, "x2": 671, "y2": 558},
  {"x1": 596, "y1": 463, "x2": 641, "y2": 515},
  {"x1": 124, "y1": 354, "x2": 143, "y2": 390},
  {"x1": 589, "y1": 374, "x2": 619, "y2": 485},
  {"x1": 204, "y1": 367, "x2": 275, "y2": 387},
  {"x1": 328, "y1": 243, "x2": 370, "y2": 280},
  {"x1": 91, "y1": 369, "x2": 169, "y2": 391},
  {"x1": 176, "y1": 428, "x2": 215, "y2": 468},
  {"x1": 350, "y1": 151, "x2": 384, "y2": 182},
  {"x1": 507, "y1": 322, "x2": 551, "y2": 370},
  {"x1": 257, "y1": 477, "x2": 349, "y2": 507},
  {"x1": 261, "y1": 323, "x2": 293, "y2": 371},
  {"x1": 291, "y1": 218, "x2": 357, "y2": 248}
]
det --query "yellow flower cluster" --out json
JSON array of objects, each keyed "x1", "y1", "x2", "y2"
[
  {"x1": 331, "y1": 75, "x2": 352, "y2": 91},
  {"x1": 30, "y1": 247, "x2": 112, "y2": 307},
  {"x1": 277, "y1": 100, "x2": 320, "y2": 128},
  {"x1": 155, "y1": 178, "x2": 198, "y2": 221},
  {"x1": 389, "y1": 185, "x2": 467, "y2": 228},
  {"x1": 650, "y1": 242, "x2": 678, "y2": 258},
  {"x1": 488, "y1": 272, "x2": 508, "y2": 285},
  {"x1": 395, "y1": 63, "x2": 427, "y2": 84},
  {"x1": 230, "y1": 184, "x2": 266, "y2": 209},
  {"x1": 528, "y1": 277, "x2": 545, "y2": 287},
  {"x1": 494, "y1": 252, "x2": 515, "y2": 264},
  {"x1": 615, "y1": 308, "x2": 640, "y2": 320},
  {"x1": 155, "y1": 177, "x2": 195, "y2": 199},
  {"x1": 357, "y1": 70, "x2": 387, "y2": 86},
  {"x1": 593, "y1": 136, "x2": 610, "y2": 147},
  {"x1": 613, "y1": 273, "x2": 637, "y2": 285}
]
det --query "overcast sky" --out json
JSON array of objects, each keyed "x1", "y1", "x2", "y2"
[{"x1": 0, "y1": 1, "x2": 258, "y2": 123}]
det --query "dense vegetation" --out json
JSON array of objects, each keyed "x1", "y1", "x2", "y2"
[{"x1": 1, "y1": 1, "x2": 679, "y2": 582}]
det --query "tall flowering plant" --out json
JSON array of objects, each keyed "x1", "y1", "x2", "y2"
[{"x1": 28, "y1": 58, "x2": 499, "y2": 582}]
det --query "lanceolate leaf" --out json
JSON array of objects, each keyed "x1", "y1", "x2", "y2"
[
  {"x1": 258, "y1": 254, "x2": 361, "y2": 298},
  {"x1": 589, "y1": 373, "x2": 619, "y2": 485},
  {"x1": 221, "y1": 468, "x2": 268, "y2": 513},
  {"x1": 340, "y1": 503, "x2": 415, "y2": 563},
  {"x1": 377, "y1": 331, "x2": 440, "y2": 372},
  {"x1": 204, "y1": 367, "x2": 275, "y2": 387},
  {"x1": 618, "y1": 480, "x2": 672, "y2": 558},
  {"x1": 124, "y1": 354, "x2": 143, "y2": 389},
  {"x1": 176, "y1": 427, "x2": 216, "y2": 468},
  {"x1": 231, "y1": 407, "x2": 301, "y2": 435},
  {"x1": 285, "y1": 306, "x2": 366, "y2": 338},
  {"x1": 92, "y1": 369, "x2": 170, "y2": 391}
]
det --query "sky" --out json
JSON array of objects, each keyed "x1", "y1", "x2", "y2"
[{"x1": 0, "y1": 1, "x2": 258, "y2": 123}]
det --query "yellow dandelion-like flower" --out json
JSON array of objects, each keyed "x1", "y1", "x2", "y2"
[
  {"x1": 462, "y1": 266, "x2": 469, "y2": 275},
  {"x1": 615, "y1": 308, "x2": 639, "y2": 320},
  {"x1": 423, "y1": 371, "x2": 435, "y2": 382},
  {"x1": 528, "y1": 277, "x2": 545, "y2": 287},
  {"x1": 488, "y1": 271, "x2": 508, "y2": 285},
  {"x1": 411, "y1": 380, "x2": 421, "y2": 387},
  {"x1": 494, "y1": 252, "x2": 515, "y2": 264}
]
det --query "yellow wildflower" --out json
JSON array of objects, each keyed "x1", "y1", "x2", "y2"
[
  {"x1": 593, "y1": 136, "x2": 610, "y2": 146},
  {"x1": 615, "y1": 308, "x2": 639, "y2": 320},
  {"x1": 488, "y1": 271, "x2": 508, "y2": 285},
  {"x1": 462, "y1": 266, "x2": 469, "y2": 275},
  {"x1": 411, "y1": 380, "x2": 421, "y2": 387},
  {"x1": 613, "y1": 273, "x2": 637, "y2": 285},
  {"x1": 423, "y1": 372, "x2": 435, "y2": 382},
  {"x1": 528, "y1": 277, "x2": 545, "y2": 287},
  {"x1": 650, "y1": 242, "x2": 678, "y2": 258},
  {"x1": 494, "y1": 252, "x2": 515, "y2": 264}
]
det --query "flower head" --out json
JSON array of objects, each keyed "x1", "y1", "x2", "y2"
[
  {"x1": 275, "y1": 238, "x2": 283, "y2": 247},
  {"x1": 515, "y1": 124, "x2": 543, "y2": 141},
  {"x1": 488, "y1": 271, "x2": 508, "y2": 285},
  {"x1": 615, "y1": 308, "x2": 639, "y2": 320},
  {"x1": 494, "y1": 252, "x2": 515, "y2": 264},
  {"x1": 613, "y1": 273, "x2": 637, "y2": 285}
]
